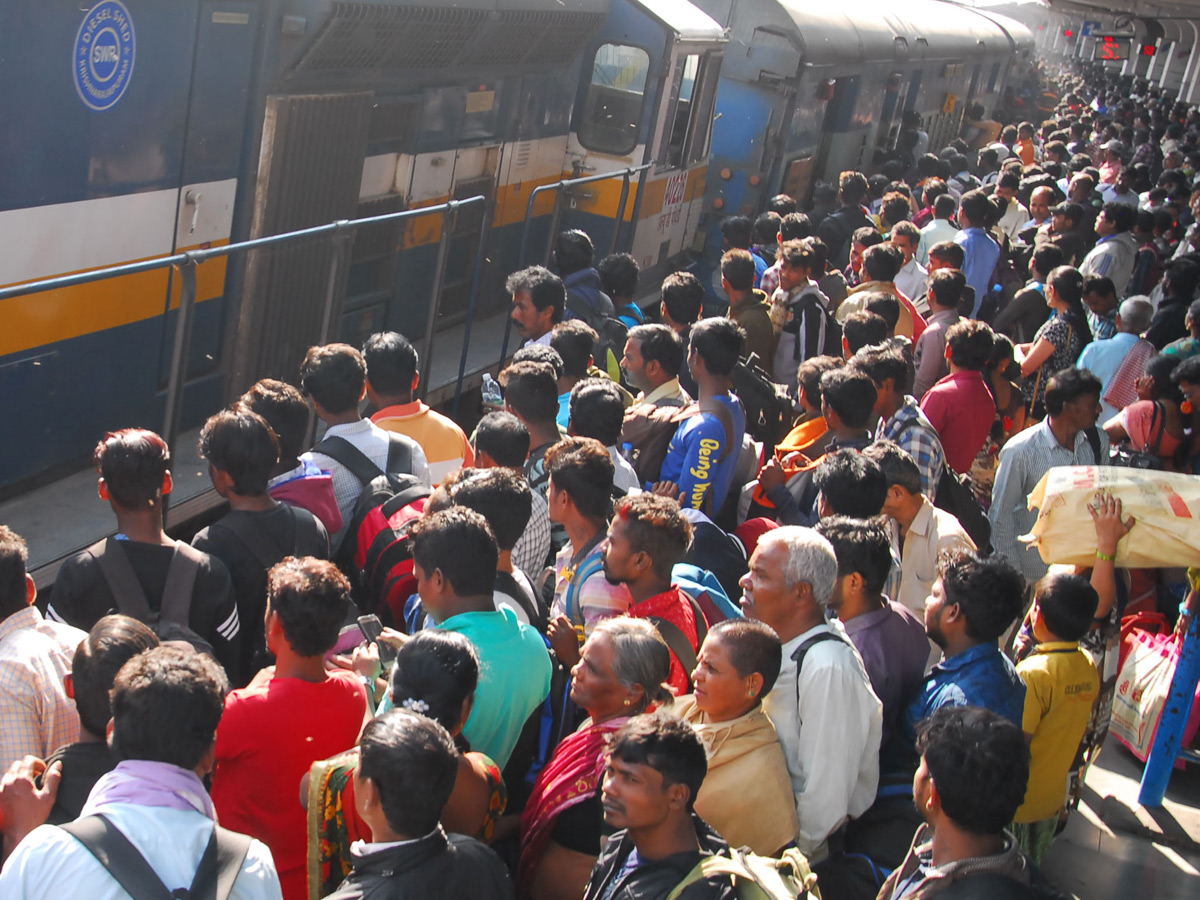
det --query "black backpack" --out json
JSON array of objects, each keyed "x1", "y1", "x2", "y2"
[
  {"x1": 565, "y1": 288, "x2": 629, "y2": 385},
  {"x1": 85, "y1": 538, "x2": 215, "y2": 656},
  {"x1": 732, "y1": 352, "x2": 794, "y2": 455}
]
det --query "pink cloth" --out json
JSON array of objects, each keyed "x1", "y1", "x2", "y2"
[
  {"x1": 1118, "y1": 401, "x2": 1182, "y2": 458},
  {"x1": 1103, "y1": 339, "x2": 1156, "y2": 412}
]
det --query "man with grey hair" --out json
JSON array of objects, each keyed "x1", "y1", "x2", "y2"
[
  {"x1": 1075, "y1": 295, "x2": 1156, "y2": 423},
  {"x1": 738, "y1": 526, "x2": 883, "y2": 864}
]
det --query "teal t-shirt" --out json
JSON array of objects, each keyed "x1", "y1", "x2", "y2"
[{"x1": 436, "y1": 607, "x2": 552, "y2": 768}]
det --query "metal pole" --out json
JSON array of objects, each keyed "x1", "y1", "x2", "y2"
[
  {"x1": 318, "y1": 224, "x2": 352, "y2": 345},
  {"x1": 543, "y1": 191, "x2": 565, "y2": 267},
  {"x1": 419, "y1": 203, "x2": 458, "y2": 398},
  {"x1": 1138, "y1": 612, "x2": 1200, "y2": 805},
  {"x1": 1179, "y1": 23, "x2": 1199, "y2": 99},
  {"x1": 453, "y1": 197, "x2": 492, "y2": 415},
  {"x1": 611, "y1": 170, "x2": 633, "y2": 257},
  {"x1": 161, "y1": 257, "x2": 200, "y2": 513},
  {"x1": 1159, "y1": 40, "x2": 1176, "y2": 90}
]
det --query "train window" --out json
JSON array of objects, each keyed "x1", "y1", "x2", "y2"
[
  {"x1": 577, "y1": 44, "x2": 650, "y2": 155},
  {"x1": 986, "y1": 61, "x2": 1002, "y2": 93},
  {"x1": 684, "y1": 53, "x2": 721, "y2": 166}
]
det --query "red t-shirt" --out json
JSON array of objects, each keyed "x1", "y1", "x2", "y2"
[
  {"x1": 630, "y1": 587, "x2": 704, "y2": 696},
  {"x1": 920, "y1": 370, "x2": 997, "y2": 474},
  {"x1": 212, "y1": 671, "x2": 367, "y2": 900}
]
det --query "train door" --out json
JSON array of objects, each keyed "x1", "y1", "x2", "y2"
[
  {"x1": 158, "y1": 1, "x2": 258, "y2": 415},
  {"x1": 813, "y1": 76, "x2": 864, "y2": 186},
  {"x1": 627, "y1": 44, "x2": 722, "y2": 276}
]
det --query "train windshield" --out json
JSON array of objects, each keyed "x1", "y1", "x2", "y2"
[{"x1": 578, "y1": 44, "x2": 651, "y2": 155}]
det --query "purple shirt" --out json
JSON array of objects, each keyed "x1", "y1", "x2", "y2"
[{"x1": 842, "y1": 600, "x2": 931, "y2": 747}]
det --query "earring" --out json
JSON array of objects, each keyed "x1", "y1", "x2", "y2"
[
  {"x1": 748, "y1": 690, "x2": 755, "y2": 698},
  {"x1": 623, "y1": 699, "x2": 631, "y2": 707}
]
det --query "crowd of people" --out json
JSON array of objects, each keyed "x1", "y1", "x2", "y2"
[{"x1": 1, "y1": 58, "x2": 1199, "y2": 900}]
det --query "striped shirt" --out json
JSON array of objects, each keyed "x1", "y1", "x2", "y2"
[{"x1": 988, "y1": 420, "x2": 1108, "y2": 583}]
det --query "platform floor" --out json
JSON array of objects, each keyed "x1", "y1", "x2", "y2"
[
  {"x1": 0, "y1": 306, "x2": 517, "y2": 583},
  {"x1": 1042, "y1": 735, "x2": 1200, "y2": 899}
]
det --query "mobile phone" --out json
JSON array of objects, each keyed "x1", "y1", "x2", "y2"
[{"x1": 357, "y1": 614, "x2": 398, "y2": 667}]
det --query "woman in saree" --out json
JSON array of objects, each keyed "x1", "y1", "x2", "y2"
[
  {"x1": 307, "y1": 631, "x2": 506, "y2": 899},
  {"x1": 518, "y1": 616, "x2": 672, "y2": 900},
  {"x1": 673, "y1": 618, "x2": 798, "y2": 856}
]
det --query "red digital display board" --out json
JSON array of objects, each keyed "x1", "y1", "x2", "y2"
[{"x1": 1095, "y1": 36, "x2": 1131, "y2": 61}]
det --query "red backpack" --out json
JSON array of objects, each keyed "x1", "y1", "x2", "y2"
[{"x1": 351, "y1": 483, "x2": 430, "y2": 626}]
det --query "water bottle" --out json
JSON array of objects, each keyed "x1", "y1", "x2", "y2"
[
  {"x1": 481, "y1": 372, "x2": 503, "y2": 410},
  {"x1": 620, "y1": 441, "x2": 635, "y2": 463}
]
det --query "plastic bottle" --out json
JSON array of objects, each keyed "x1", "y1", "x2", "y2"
[{"x1": 481, "y1": 373, "x2": 503, "y2": 409}]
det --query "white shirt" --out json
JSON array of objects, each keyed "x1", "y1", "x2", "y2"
[
  {"x1": 0, "y1": 802, "x2": 281, "y2": 900},
  {"x1": 762, "y1": 621, "x2": 883, "y2": 859},
  {"x1": 894, "y1": 257, "x2": 929, "y2": 310},
  {"x1": 494, "y1": 568, "x2": 537, "y2": 626},
  {"x1": 307, "y1": 419, "x2": 431, "y2": 550},
  {"x1": 608, "y1": 446, "x2": 642, "y2": 493},
  {"x1": 997, "y1": 200, "x2": 1031, "y2": 243}
]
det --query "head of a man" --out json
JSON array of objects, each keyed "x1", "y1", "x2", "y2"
[
  {"x1": 545, "y1": 436, "x2": 614, "y2": 527},
  {"x1": 660, "y1": 272, "x2": 704, "y2": 331},
  {"x1": 601, "y1": 712, "x2": 709, "y2": 835},
  {"x1": 812, "y1": 449, "x2": 888, "y2": 519},
  {"x1": 71, "y1": 615, "x2": 160, "y2": 740},
  {"x1": 109, "y1": 646, "x2": 229, "y2": 773},
  {"x1": 265, "y1": 556, "x2": 353, "y2": 658},
  {"x1": 945, "y1": 319, "x2": 995, "y2": 372},
  {"x1": 300, "y1": 343, "x2": 367, "y2": 417},
  {"x1": 569, "y1": 378, "x2": 625, "y2": 447},
  {"x1": 553, "y1": 229, "x2": 595, "y2": 277},
  {"x1": 687, "y1": 316, "x2": 745, "y2": 382},
  {"x1": 738, "y1": 526, "x2": 836, "y2": 640},
  {"x1": 622, "y1": 324, "x2": 685, "y2": 394},
  {"x1": 355, "y1": 709, "x2": 460, "y2": 841},
  {"x1": 94, "y1": 429, "x2": 172, "y2": 512},
  {"x1": 410, "y1": 508, "x2": 498, "y2": 617},
  {"x1": 913, "y1": 707, "x2": 1029, "y2": 838},
  {"x1": 199, "y1": 407, "x2": 280, "y2": 500},
  {"x1": 239, "y1": 379, "x2": 310, "y2": 471},
  {"x1": 445, "y1": 467, "x2": 532, "y2": 554},
  {"x1": 1044, "y1": 368, "x2": 1102, "y2": 432},
  {"x1": 602, "y1": 493, "x2": 693, "y2": 586},
  {"x1": 819, "y1": 367, "x2": 878, "y2": 432},
  {"x1": 472, "y1": 411, "x2": 530, "y2": 469},
  {"x1": 499, "y1": 360, "x2": 559, "y2": 430},
  {"x1": 362, "y1": 331, "x2": 419, "y2": 402},
  {"x1": 925, "y1": 550, "x2": 1023, "y2": 652},
  {"x1": 816, "y1": 515, "x2": 892, "y2": 612},
  {"x1": 890, "y1": 221, "x2": 920, "y2": 266},
  {"x1": 507, "y1": 266, "x2": 565, "y2": 342},
  {"x1": 551, "y1": 320, "x2": 598, "y2": 381},
  {"x1": 862, "y1": 439, "x2": 923, "y2": 518}
]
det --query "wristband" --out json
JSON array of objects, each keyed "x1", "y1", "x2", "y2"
[
  {"x1": 1183, "y1": 601, "x2": 1196, "y2": 618},
  {"x1": 1095, "y1": 549, "x2": 1116, "y2": 562}
]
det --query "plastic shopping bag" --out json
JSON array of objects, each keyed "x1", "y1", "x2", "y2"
[
  {"x1": 1022, "y1": 466, "x2": 1200, "y2": 568},
  {"x1": 1109, "y1": 627, "x2": 1200, "y2": 765}
]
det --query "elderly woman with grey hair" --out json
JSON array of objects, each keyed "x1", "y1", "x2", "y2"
[
  {"x1": 518, "y1": 617, "x2": 672, "y2": 900},
  {"x1": 739, "y1": 525, "x2": 883, "y2": 861}
]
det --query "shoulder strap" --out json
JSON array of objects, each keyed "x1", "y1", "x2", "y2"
[
  {"x1": 89, "y1": 539, "x2": 153, "y2": 622},
  {"x1": 564, "y1": 554, "x2": 605, "y2": 627},
  {"x1": 648, "y1": 617, "x2": 698, "y2": 686},
  {"x1": 212, "y1": 513, "x2": 286, "y2": 570},
  {"x1": 564, "y1": 289, "x2": 598, "y2": 324},
  {"x1": 792, "y1": 630, "x2": 851, "y2": 706},
  {"x1": 696, "y1": 399, "x2": 736, "y2": 466},
  {"x1": 60, "y1": 814, "x2": 170, "y2": 900},
  {"x1": 160, "y1": 542, "x2": 203, "y2": 626},
  {"x1": 1083, "y1": 426, "x2": 1104, "y2": 467},
  {"x1": 384, "y1": 433, "x2": 414, "y2": 475},
  {"x1": 1148, "y1": 401, "x2": 1166, "y2": 455},
  {"x1": 664, "y1": 858, "x2": 711, "y2": 900},
  {"x1": 208, "y1": 825, "x2": 253, "y2": 900},
  {"x1": 314, "y1": 435, "x2": 385, "y2": 486}
]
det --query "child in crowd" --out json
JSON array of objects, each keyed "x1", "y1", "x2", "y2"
[{"x1": 1012, "y1": 572, "x2": 1100, "y2": 863}]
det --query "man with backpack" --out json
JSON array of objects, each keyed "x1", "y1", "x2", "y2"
[
  {"x1": 544, "y1": 437, "x2": 631, "y2": 667},
  {"x1": 817, "y1": 171, "x2": 875, "y2": 270},
  {"x1": 0, "y1": 645, "x2": 282, "y2": 899},
  {"x1": 49, "y1": 428, "x2": 240, "y2": 675},
  {"x1": 740, "y1": 526, "x2": 882, "y2": 863},
  {"x1": 191, "y1": 408, "x2": 329, "y2": 685},
  {"x1": 601, "y1": 494, "x2": 707, "y2": 695},
  {"x1": 301, "y1": 343, "x2": 430, "y2": 555},
  {"x1": 582, "y1": 713, "x2": 736, "y2": 900},
  {"x1": 620, "y1": 324, "x2": 692, "y2": 484},
  {"x1": 554, "y1": 229, "x2": 627, "y2": 382},
  {"x1": 769, "y1": 239, "x2": 837, "y2": 392}
]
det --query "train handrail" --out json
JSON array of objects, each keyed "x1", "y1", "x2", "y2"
[
  {"x1": 0, "y1": 196, "x2": 487, "y2": 509},
  {"x1": 497, "y1": 161, "x2": 654, "y2": 366}
]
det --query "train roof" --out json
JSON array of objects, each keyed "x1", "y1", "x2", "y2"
[
  {"x1": 634, "y1": 0, "x2": 725, "y2": 42},
  {"x1": 775, "y1": 0, "x2": 1033, "y2": 66}
]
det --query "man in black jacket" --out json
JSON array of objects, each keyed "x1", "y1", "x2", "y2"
[
  {"x1": 325, "y1": 709, "x2": 514, "y2": 900},
  {"x1": 818, "y1": 171, "x2": 874, "y2": 270},
  {"x1": 582, "y1": 714, "x2": 734, "y2": 900}
]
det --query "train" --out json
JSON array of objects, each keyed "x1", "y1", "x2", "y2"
[{"x1": 0, "y1": 0, "x2": 1030, "y2": 530}]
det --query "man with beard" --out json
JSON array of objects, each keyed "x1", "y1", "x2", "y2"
[{"x1": 601, "y1": 494, "x2": 705, "y2": 695}]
